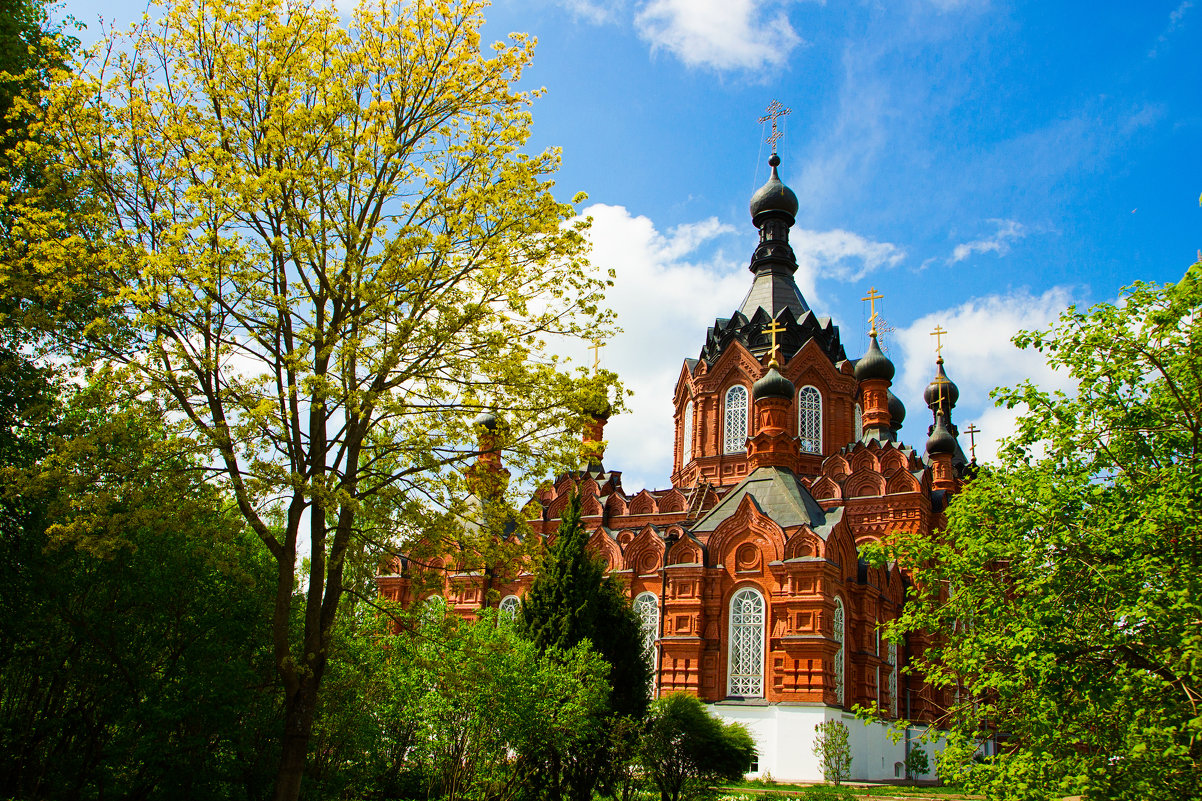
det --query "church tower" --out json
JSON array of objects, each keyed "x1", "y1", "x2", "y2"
[{"x1": 672, "y1": 153, "x2": 854, "y2": 489}]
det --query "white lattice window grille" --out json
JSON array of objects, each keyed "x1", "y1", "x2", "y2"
[
  {"x1": 727, "y1": 588, "x2": 765, "y2": 697},
  {"x1": 889, "y1": 642, "x2": 898, "y2": 717},
  {"x1": 682, "y1": 401, "x2": 694, "y2": 465},
  {"x1": 634, "y1": 592, "x2": 659, "y2": 689},
  {"x1": 723, "y1": 385, "x2": 748, "y2": 454},
  {"x1": 498, "y1": 595, "x2": 520, "y2": 623},
  {"x1": 854, "y1": 403, "x2": 863, "y2": 442},
  {"x1": 421, "y1": 595, "x2": 445, "y2": 625},
  {"x1": 833, "y1": 597, "x2": 846, "y2": 706},
  {"x1": 798, "y1": 385, "x2": 822, "y2": 453}
]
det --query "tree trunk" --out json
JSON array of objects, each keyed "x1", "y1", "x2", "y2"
[{"x1": 274, "y1": 680, "x2": 317, "y2": 801}]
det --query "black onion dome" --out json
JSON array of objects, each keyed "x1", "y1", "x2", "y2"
[
  {"x1": 753, "y1": 365, "x2": 794, "y2": 401},
  {"x1": 854, "y1": 334, "x2": 895, "y2": 382},
  {"x1": 926, "y1": 412, "x2": 956, "y2": 456},
  {"x1": 923, "y1": 359, "x2": 960, "y2": 413},
  {"x1": 749, "y1": 154, "x2": 799, "y2": 220},
  {"x1": 472, "y1": 410, "x2": 499, "y2": 430},
  {"x1": 887, "y1": 389, "x2": 905, "y2": 430}
]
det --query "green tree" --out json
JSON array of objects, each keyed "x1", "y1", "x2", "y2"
[
  {"x1": 637, "y1": 692, "x2": 756, "y2": 801},
  {"x1": 517, "y1": 491, "x2": 652, "y2": 801},
  {"x1": 0, "y1": 384, "x2": 280, "y2": 801},
  {"x1": 519, "y1": 492, "x2": 651, "y2": 717},
  {"x1": 306, "y1": 607, "x2": 611, "y2": 801},
  {"x1": 874, "y1": 262, "x2": 1202, "y2": 800},
  {"x1": 812, "y1": 720, "x2": 852, "y2": 786},
  {"x1": 5, "y1": 0, "x2": 621, "y2": 798}
]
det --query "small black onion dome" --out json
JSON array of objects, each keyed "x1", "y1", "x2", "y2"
[
  {"x1": 472, "y1": 410, "x2": 499, "y2": 431},
  {"x1": 923, "y1": 359, "x2": 960, "y2": 412},
  {"x1": 887, "y1": 390, "x2": 905, "y2": 430},
  {"x1": 926, "y1": 412, "x2": 956, "y2": 456},
  {"x1": 854, "y1": 334, "x2": 895, "y2": 382},
  {"x1": 749, "y1": 154, "x2": 799, "y2": 220},
  {"x1": 753, "y1": 365, "x2": 794, "y2": 401}
]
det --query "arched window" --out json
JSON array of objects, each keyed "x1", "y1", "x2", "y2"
[
  {"x1": 498, "y1": 594, "x2": 520, "y2": 623},
  {"x1": 682, "y1": 400, "x2": 694, "y2": 465},
  {"x1": 833, "y1": 597, "x2": 846, "y2": 706},
  {"x1": 854, "y1": 403, "x2": 863, "y2": 442},
  {"x1": 798, "y1": 385, "x2": 822, "y2": 453},
  {"x1": 727, "y1": 587, "x2": 765, "y2": 697},
  {"x1": 723, "y1": 385, "x2": 748, "y2": 454},
  {"x1": 420, "y1": 595, "x2": 446, "y2": 625},
  {"x1": 634, "y1": 592, "x2": 659, "y2": 689},
  {"x1": 888, "y1": 641, "x2": 899, "y2": 718}
]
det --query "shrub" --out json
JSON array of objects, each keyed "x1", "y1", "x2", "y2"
[{"x1": 811, "y1": 720, "x2": 852, "y2": 786}]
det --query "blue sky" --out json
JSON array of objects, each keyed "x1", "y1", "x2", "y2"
[{"x1": 58, "y1": 0, "x2": 1202, "y2": 492}]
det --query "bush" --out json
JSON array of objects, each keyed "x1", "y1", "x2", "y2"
[
  {"x1": 904, "y1": 745, "x2": 930, "y2": 777},
  {"x1": 639, "y1": 693, "x2": 757, "y2": 801},
  {"x1": 812, "y1": 720, "x2": 852, "y2": 786}
]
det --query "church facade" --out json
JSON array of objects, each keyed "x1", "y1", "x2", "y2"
[{"x1": 376, "y1": 152, "x2": 974, "y2": 783}]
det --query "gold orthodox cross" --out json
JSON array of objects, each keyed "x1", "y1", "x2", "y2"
[
  {"x1": 861, "y1": 287, "x2": 883, "y2": 336},
  {"x1": 759, "y1": 100, "x2": 792, "y2": 153},
  {"x1": 589, "y1": 341, "x2": 605, "y2": 374},
  {"x1": 936, "y1": 375, "x2": 951, "y2": 404},
  {"x1": 964, "y1": 423, "x2": 980, "y2": 461},
  {"x1": 930, "y1": 325, "x2": 947, "y2": 360},
  {"x1": 763, "y1": 320, "x2": 787, "y2": 365}
]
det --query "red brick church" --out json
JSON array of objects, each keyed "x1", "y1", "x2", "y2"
[{"x1": 377, "y1": 150, "x2": 975, "y2": 782}]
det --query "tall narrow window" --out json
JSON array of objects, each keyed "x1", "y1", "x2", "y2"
[
  {"x1": 682, "y1": 400, "x2": 694, "y2": 465},
  {"x1": 854, "y1": 403, "x2": 863, "y2": 442},
  {"x1": 723, "y1": 385, "x2": 749, "y2": 454},
  {"x1": 889, "y1": 641, "x2": 899, "y2": 717},
  {"x1": 634, "y1": 592, "x2": 659, "y2": 690},
  {"x1": 727, "y1": 587, "x2": 765, "y2": 697},
  {"x1": 833, "y1": 597, "x2": 846, "y2": 706},
  {"x1": 798, "y1": 385, "x2": 822, "y2": 453},
  {"x1": 498, "y1": 595, "x2": 520, "y2": 622}
]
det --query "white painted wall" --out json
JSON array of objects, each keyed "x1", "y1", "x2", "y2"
[{"x1": 708, "y1": 702, "x2": 944, "y2": 784}]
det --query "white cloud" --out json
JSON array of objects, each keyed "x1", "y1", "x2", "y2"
[
  {"x1": 1149, "y1": 1, "x2": 1193, "y2": 58},
  {"x1": 558, "y1": 0, "x2": 623, "y2": 25},
  {"x1": 634, "y1": 0, "x2": 803, "y2": 71},
  {"x1": 791, "y1": 228, "x2": 905, "y2": 305},
  {"x1": 948, "y1": 218, "x2": 1026, "y2": 264},
  {"x1": 569, "y1": 203, "x2": 746, "y2": 491},
  {"x1": 891, "y1": 286, "x2": 1077, "y2": 465}
]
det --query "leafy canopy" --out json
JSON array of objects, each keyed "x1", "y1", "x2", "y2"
[
  {"x1": 2, "y1": 0, "x2": 622, "y2": 797},
  {"x1": 874, "y1": 262, "x2": 1202, "y2": 800}
]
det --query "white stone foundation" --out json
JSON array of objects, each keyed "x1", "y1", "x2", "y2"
[{"x1": 708, "y1": 702, "x2": 945, "y2": 783}]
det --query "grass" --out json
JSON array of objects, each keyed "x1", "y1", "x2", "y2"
[{"x1": 717, "y1": 782, "x2": 980, "y2": 800}]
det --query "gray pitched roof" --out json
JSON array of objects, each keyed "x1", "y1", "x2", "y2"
[
  {"x1": 737, "y1": 266, "x2": 811, "y2": 321},
  {"x1": 691, "y1": 466, "x2": 835, "y2": 537}
]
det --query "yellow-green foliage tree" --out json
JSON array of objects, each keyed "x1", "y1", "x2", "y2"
[{"x1": 2, "y1": 0, "x2": 620, "y2": 798}]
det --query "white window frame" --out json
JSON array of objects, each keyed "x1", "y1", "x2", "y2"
[
  {"x1": 723, "y1": 385, "x2": 749, "y2": 454},
  {"x1": 798, "y1": 385, "x2": 822, "y2": 454},
  {"x1": 854, "y1": 402, "x2": 863, "y2": 442},
  {"x1": 682, "y1": 400, "x2": 694, "y2": 465},
  {"x1": 634, "y1": 592, "x2": 659, "y2": 690},
  {"x1": 727, "y1": 587, "x2": 766, "y2": 697},
  {"x1": 889, "y1": 641, "x2": 899, "y2": 718},
  {"x1": 498, "y1": 594, "x2": 520, "y2": 622},
  {"x1": 833, "y1": 597, "x2": 846, "y2": 706}
]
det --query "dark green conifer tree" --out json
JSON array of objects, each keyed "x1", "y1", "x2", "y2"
[
  {"x1": 517, "y1": 490, "x2": 651, "y2": 801},
  {"x1": 519, "y1": 490, "x2": 651, "y2": 718}
]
